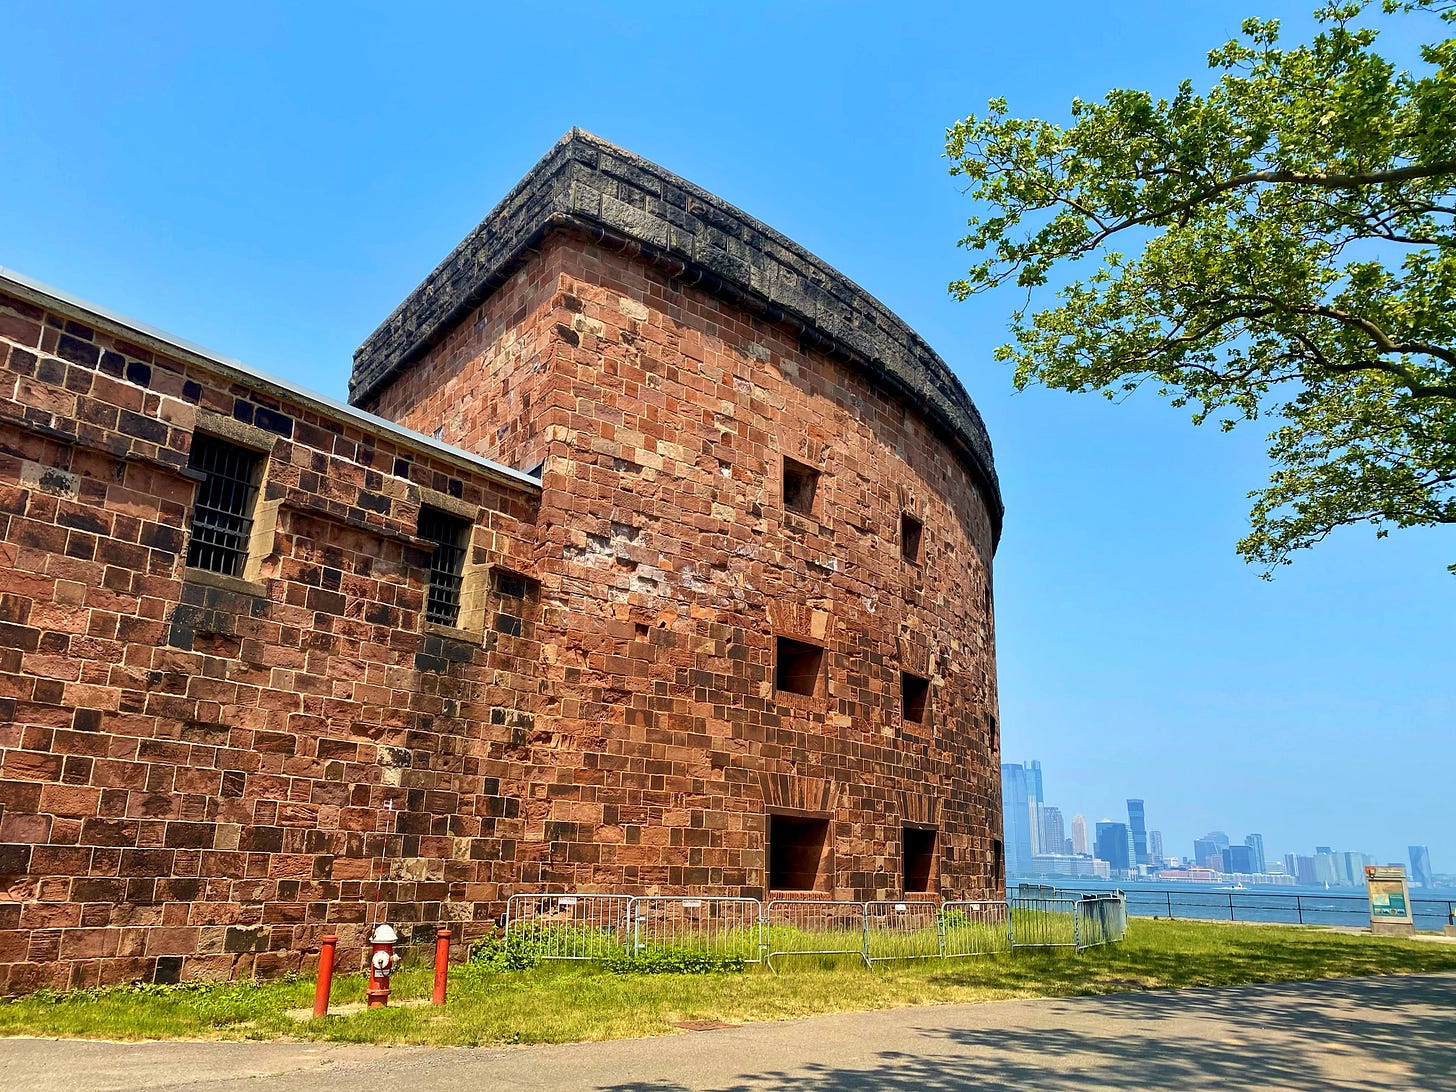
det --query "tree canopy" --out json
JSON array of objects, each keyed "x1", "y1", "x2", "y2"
[{"x1": 946, "y1": 0, "x2": 1456, "y2": 574}]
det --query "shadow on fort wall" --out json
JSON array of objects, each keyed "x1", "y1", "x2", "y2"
[{"x1": 596, "y1": 975, "x2": 1456, "y2": 1092}]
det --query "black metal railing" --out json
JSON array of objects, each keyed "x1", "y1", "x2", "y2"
[{"x1": 1121, "y1": 888, "x2": 1456, "y2": 930}]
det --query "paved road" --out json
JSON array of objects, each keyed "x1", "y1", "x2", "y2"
[{"x1": 4, "y1": 973, "x2": 1454, "y2": 1091}]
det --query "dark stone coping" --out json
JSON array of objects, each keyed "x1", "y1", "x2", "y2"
[{"x1": 350, "y1": 129, "x2": 1003, "y2": 536}]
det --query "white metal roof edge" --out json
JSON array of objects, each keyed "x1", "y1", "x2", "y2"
[{"x1": 0, "y1": 265, "x2": 542, "y2": 494}]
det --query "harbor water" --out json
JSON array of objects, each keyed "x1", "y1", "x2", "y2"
[{"x1": 1013, "y1": 880, "x2": 1456, "y2": 931}]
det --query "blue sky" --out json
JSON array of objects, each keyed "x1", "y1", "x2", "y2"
[{"x1": 2, "y1": 1, "x2": 1451, "y2": 871}]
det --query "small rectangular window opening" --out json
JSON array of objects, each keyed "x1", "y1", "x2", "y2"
[
  {"x1": 782, "y1": 457, "x2": 819, "y2": 516},
  {"x1": 186, "y1": 434, "x2": 263, "y2": 577},
  {"x1": 419, "y1": 507, "x2": 470, "y2": 628},
  {"x1": 775, "y1": 636, "x2": 823, "y2": 696},
  {"x1": 768, "y1": 814, "x2": 830, "y2": 891},
  {"x1": 901, "y1": 672, "x2": 930, "y2": 723},
  {"x1": 900, "y1": 512, "x2": 922, "y2": 563},
  {"x1": 903, "y1": 826, "x2": 937, "y2": 893},
  {"x1": 993, "y1": 837, "x2": 1005, "y2": 884},
  {"x1": 492, "y1": 570, "x2": 530, "y2": 599}
]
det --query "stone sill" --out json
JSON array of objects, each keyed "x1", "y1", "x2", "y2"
[
  {"x1": 180, "y1": 567, "x2": 267, "y2": 598},
  {"x1": 422, "y1": 621, "x2": 483, "y2": 646}
]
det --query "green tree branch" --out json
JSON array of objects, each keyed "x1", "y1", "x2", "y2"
[{"x1": 948, "y1": 0, "x2": 1456, "y2": 573}]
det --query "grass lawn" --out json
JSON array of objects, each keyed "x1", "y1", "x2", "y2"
[{"x1": 2, "y1": 920, "x2": 1454, "y2": 1047}]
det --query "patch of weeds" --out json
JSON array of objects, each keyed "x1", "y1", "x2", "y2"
[
  {"x1": 470, "y1": 922, "x2": 621, "y2": 971},
  {"x1": 469, "y1": 932, "x2": 542, "y2": 972},
  {"x1": 468, "y1": 924, "x2": 747, "y2": 976},
  {"x1": 605, "y1": 944, "x2": 746, "y2": 975},
  {"x1": 13, "y1": 977, "x2": 296, "y2": 1028},
  {"x1": 179, "y1": 980, "x2": 291, "y2": 1026}
]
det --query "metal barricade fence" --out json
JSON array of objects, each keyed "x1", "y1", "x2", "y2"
[
  {"x1": 863, "y1": 900, "x2": 944, "y2": 964},
  {"x1": 940, "y1": 900, "x2": 1013, "y2": 958},
  {"x1": 503, "y1": 893, "x2": 634, "y2": 960},
  {"x1": 1073, "y1": 894, "x2": 1126, "y2": 949},
  {"x1": 631, "y1": 896, "x2": 764, "y2": 964},
  {"x1": 502, "y1": 890, "x2": 1125, "y2": 967},
  {"x1": 1009, "y1": 895, "x2": 1079, "y2": 948},
  {"x1": 765, "y1": 899, "x2": 870, "y2": 971}
]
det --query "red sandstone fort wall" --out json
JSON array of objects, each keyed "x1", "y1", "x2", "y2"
[
  {"x1": 365, "y1": 232, "x2": 1003, "y2": 903},
  {"x1": 0, "y1": 285, "x2": 540, "y2": 992},
  {"x1": 0, "y1": 144, "x2": 1002, "y2": 994}
]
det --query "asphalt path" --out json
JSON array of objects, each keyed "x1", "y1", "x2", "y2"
[{"x1": 4, "y1": 972, "x2": 1454, "y2": 1090}]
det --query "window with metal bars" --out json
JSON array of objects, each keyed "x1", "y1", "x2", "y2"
[
  {"x1": 419, "y1": 508, "x2": 470, "y2": 628},
  {"x1": 186, "y1": 434, "x2": 263, "y2": 577}
]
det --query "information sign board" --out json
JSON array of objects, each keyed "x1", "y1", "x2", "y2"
[{"x1": 1365, "y1": 865, "x2": 1414, "y2": 935}]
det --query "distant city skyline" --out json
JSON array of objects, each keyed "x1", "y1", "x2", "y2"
[{"x1": 1002, "y1": 757, "x2": 1442, "y2": 880}]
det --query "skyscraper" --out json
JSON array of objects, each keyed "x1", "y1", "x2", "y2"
[
  {"x1": 1244, "y1": 833, "x2": 1266, "y2": 875},
  {"x1": 1148, "y1": 829, "x2": 1164, "y2": 865},
  {"x1": 1001, "y1": 763, "x2": 1034, "y2": 878},
  {"x1": 1027, "y1": 760, "x2": 1046, "y2": 853},
  {"x1": 1070, "y1": 813, "x2": 1089, "y2": 855},
  {"x1": 1410, "y1": 846, "x2": 1434, "y2": 887},
  {"x1": 1095, "y1": 820, "x2": 1132, "y2": 872},
  {"x1": 1222, "y1": 845, "x2": 1255, "y2": 874},
  {"x1": 1288, "y1": 854, "x2": 1318, "y2": 885},
  {"x1": 1039, "y1": 805, "x2": 1066, "y2": 863},
  {"x1": 1126, "y1": 799, "x2": 1149, "y2": 865},
  {"x1": 1193, "y1": 832, "x2": 1228, "y2": 871},
  {"x1": 1336, "y1": 851, "x2": 1370, "y2": 887}
]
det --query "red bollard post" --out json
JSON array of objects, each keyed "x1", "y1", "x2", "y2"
[
  {"x1": 432, "y1": 928, "x2": 452, "y2": 1006},
  {"x1": 313, "y1": 934, "x2": 338, "y2": 1017}
]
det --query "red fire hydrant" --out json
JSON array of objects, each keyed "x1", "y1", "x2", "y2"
[{"x1": 366, "y1": 923, "x2": 400, "y2": 1008}]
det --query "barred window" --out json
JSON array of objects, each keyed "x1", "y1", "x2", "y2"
[
  {"x1": 419, "y1": 508, "x2": 470, "y2": 627},
  {"x1": 186, "y1": 434, "x2": 263, "y2": 577}
]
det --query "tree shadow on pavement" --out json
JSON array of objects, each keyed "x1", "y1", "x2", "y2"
[{"x1": 599, "y1": 975, "x2": 1456, "y2": 1091}]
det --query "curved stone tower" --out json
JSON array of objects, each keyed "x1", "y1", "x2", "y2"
[{"x1": 351, "y1": 130, "x2": 1004, "y2": 901}]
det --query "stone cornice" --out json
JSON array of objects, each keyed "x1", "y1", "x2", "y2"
[{"x1": 351, "y1": 129, "x2": 1002, "y2": 536}]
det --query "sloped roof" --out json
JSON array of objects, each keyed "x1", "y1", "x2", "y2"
[{"x1": 0, "y1": 266, "x2": 540, "y2": 494}]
